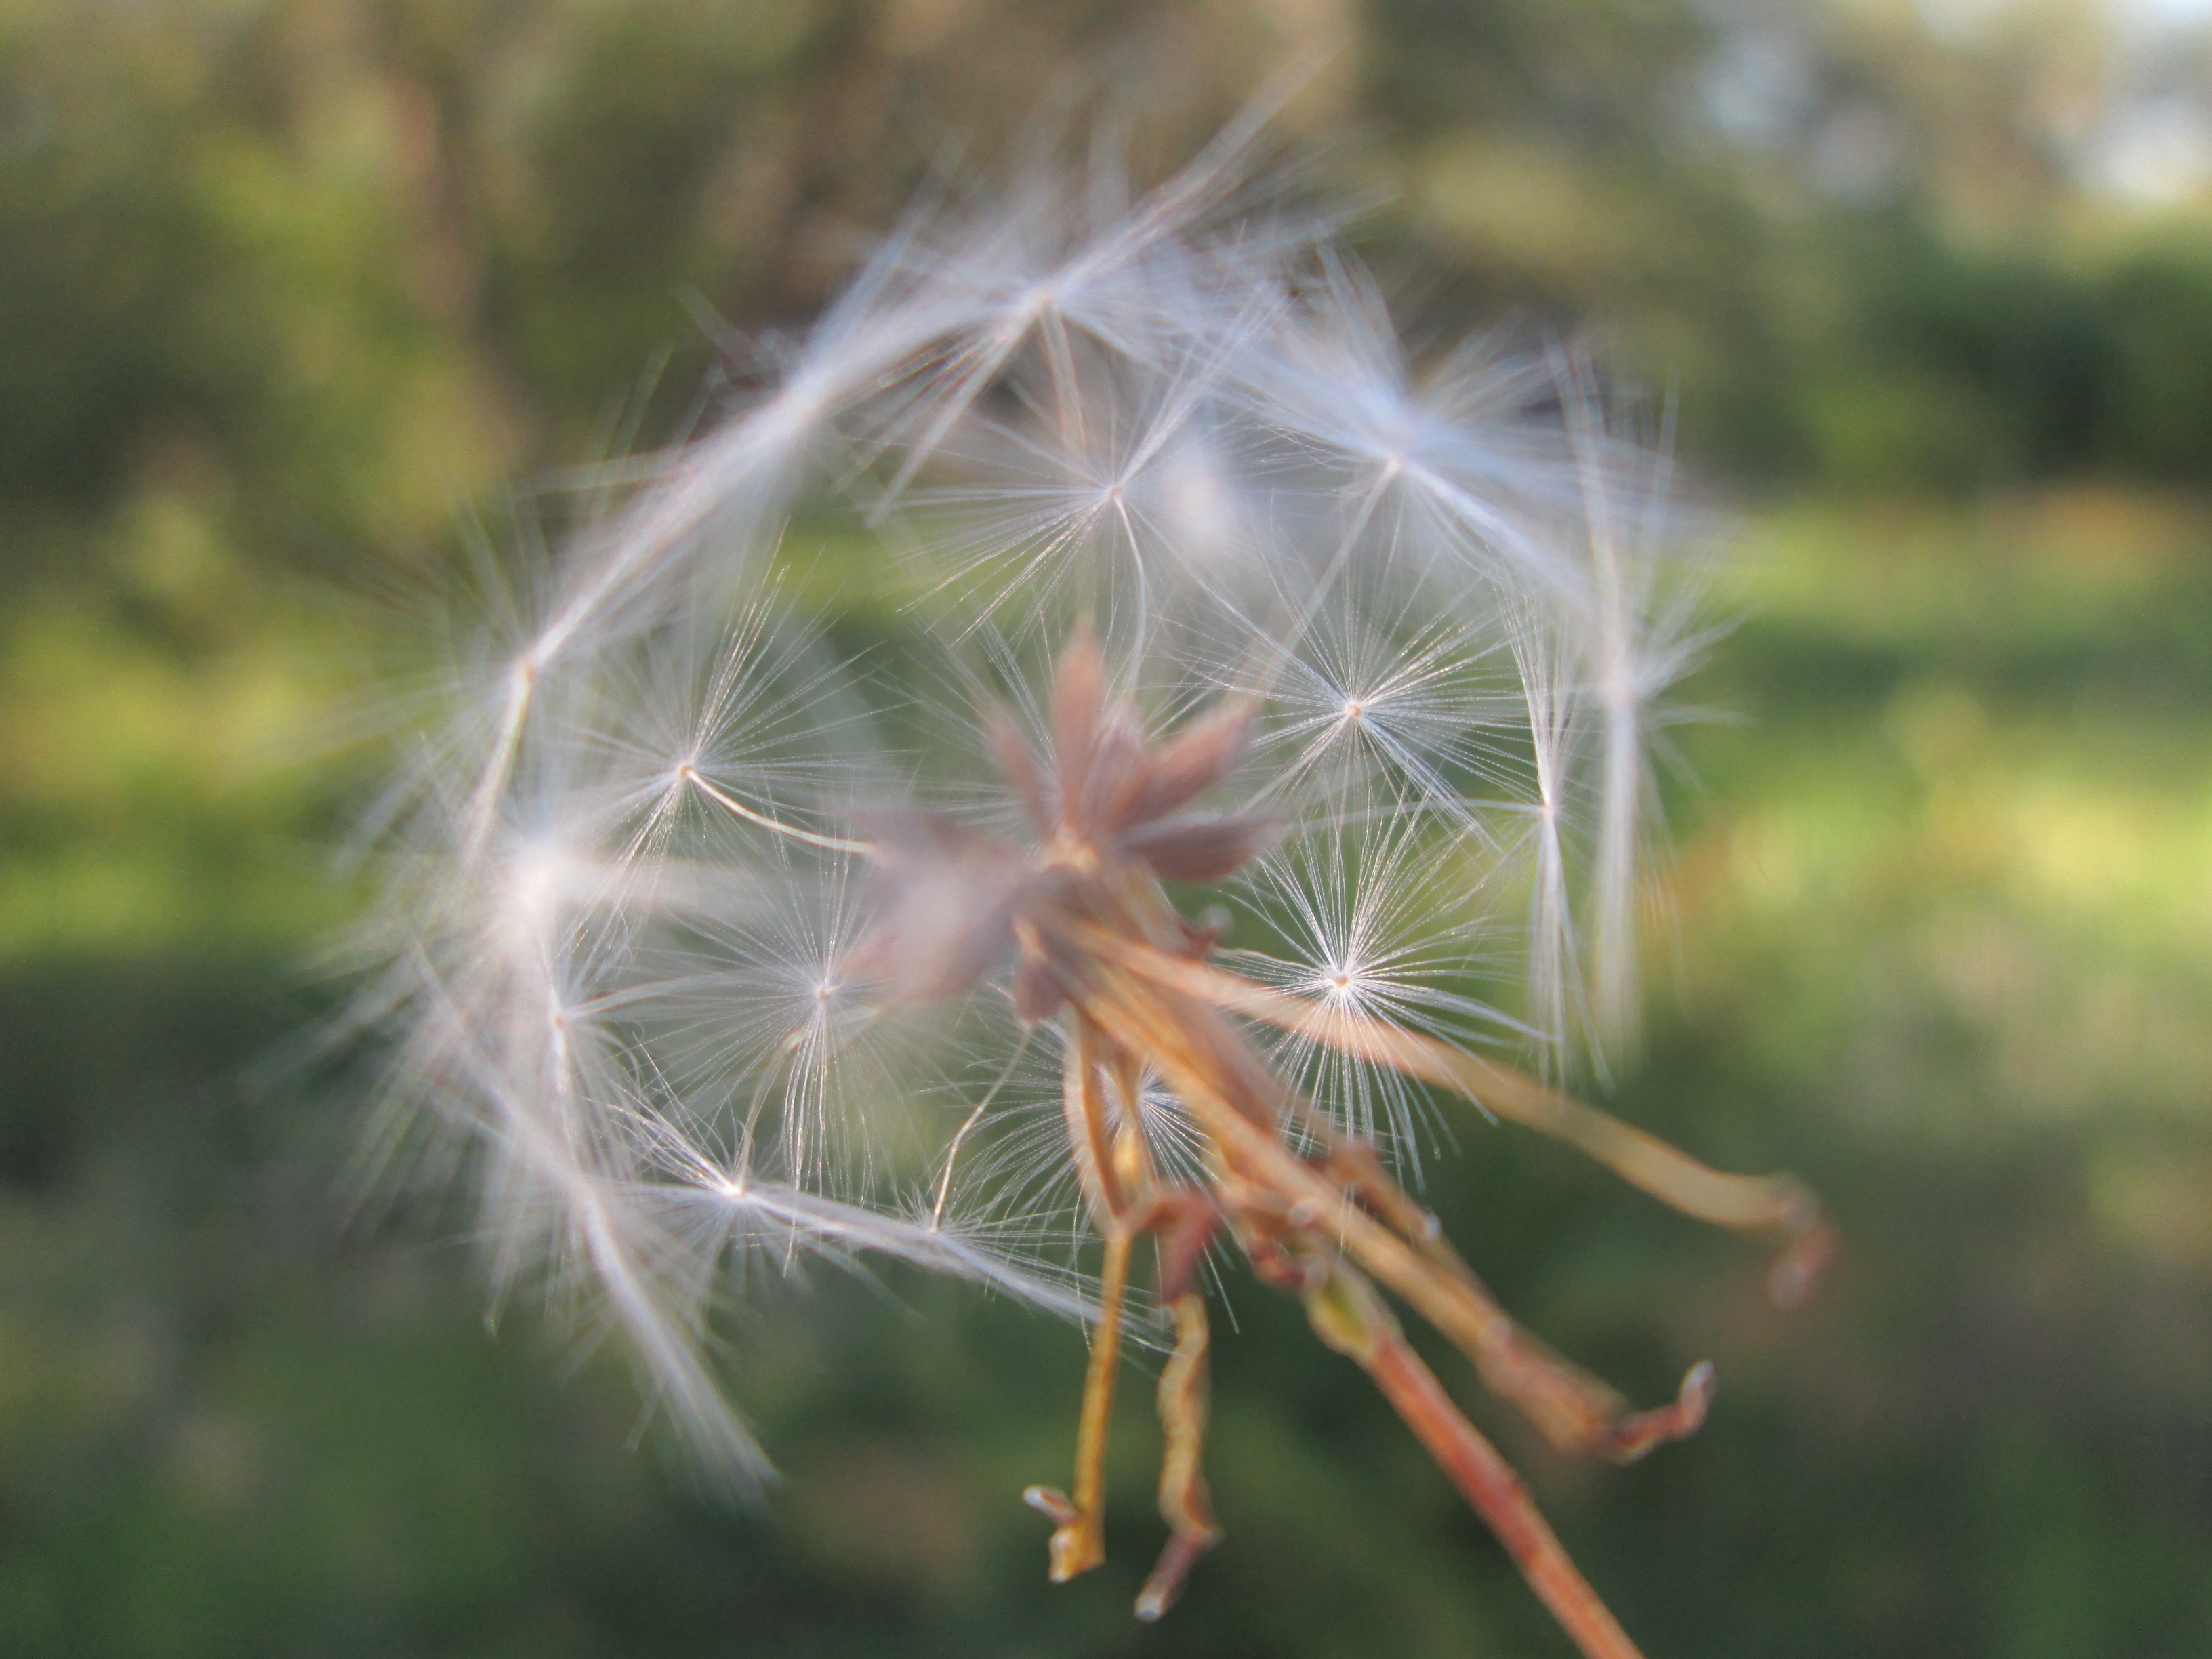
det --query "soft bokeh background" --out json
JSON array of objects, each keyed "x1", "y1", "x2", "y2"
[{"x1": 6, "y1": 2, "x2": 2212, "y2": 1654}]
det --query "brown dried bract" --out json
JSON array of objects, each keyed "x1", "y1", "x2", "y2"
[{"x1": 847, "y1": 637, "x2": 1830, "y2": 1659}]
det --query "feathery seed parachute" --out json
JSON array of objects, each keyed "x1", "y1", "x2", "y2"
[{"x1": 360, "y1": 123, "x2": 1826, "y2": 1659}]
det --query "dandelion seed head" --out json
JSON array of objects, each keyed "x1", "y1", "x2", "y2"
[{"x1": 355, "y1": 114, "x2": 1716, "y2": 1488}]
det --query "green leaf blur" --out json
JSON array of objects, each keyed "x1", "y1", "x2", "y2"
[{"x1": 4, "y1": 3, "x2": 2210, "y2": 1654}]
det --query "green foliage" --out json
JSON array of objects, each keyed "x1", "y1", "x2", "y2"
[
  {"x1": 5, "y1": 2, "x2": 2212, "y2": 1654},
  {"x1": 7, "y1": 494, "x2": 2212, "y2": 1656}
]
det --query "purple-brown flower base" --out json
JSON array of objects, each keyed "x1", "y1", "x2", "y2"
[{"x1": 848, "y1": 640, "x2": 1827, "y2": 1659}]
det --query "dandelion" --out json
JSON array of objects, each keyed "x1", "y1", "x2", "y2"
[{"x1": 360, "y1": 119, "x2": 1830, "y2": 1659}]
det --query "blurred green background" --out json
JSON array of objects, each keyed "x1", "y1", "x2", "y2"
[{"x1": 5, "y1": 1, "x2": 2212, "y2": 1654}]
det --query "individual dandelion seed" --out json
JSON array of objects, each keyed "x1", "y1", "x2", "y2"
[{"x1": 359, "y1": 112, "x2": 1829, "y2": 1659}]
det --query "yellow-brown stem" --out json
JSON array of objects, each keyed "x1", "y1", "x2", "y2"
[
  {"x1": 1078, "y1": 930, "x2": 1828, "y2": 1296},
  {"x1": 1063, "y1": 1015, "x2": 1127, "y2": 1225},
  {"x1": 1324, "y1": 1137, "x2": 1714, "y2": 1462},
  {"x1": 1078, "y1": 966, "x2": 1671, "y2": 1456},
  {"x1": 1136, "y1": 1290, "x2": 1223, "y2": 1621},
  {"x1": 1303, "y1": 1258, "x2": 1647, "y2": 1659},
  {"x1": 1025, "y1": 1225, "x2": 1133, "y2": 1581}
]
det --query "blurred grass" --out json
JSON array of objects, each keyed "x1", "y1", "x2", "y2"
[
  {"x1": 0, "y1": 594, "x2": 367, "y2": 958},
  {"x1": 3, "y1": 485, "x2": 2208, "y2": 1655},
  {"x1": 9, "y1": 3, "x2": 2212, "y2": 1650}
]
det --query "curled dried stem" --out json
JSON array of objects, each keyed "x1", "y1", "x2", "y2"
[
  {"x1": 846, "y1": 640, "x2": 1821, "y2": 1659},
  {"x1": 1070, "y1": 925, "x2": 1831, "y2": 1305}
]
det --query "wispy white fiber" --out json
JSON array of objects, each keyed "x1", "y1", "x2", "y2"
[{"x1": 359, "y1": 115, "x2": 1713, "y2": 1488}]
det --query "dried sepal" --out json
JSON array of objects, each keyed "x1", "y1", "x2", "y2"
[{"x1": 363, "y1": 114, "x2": 1802, "y2": 1659}]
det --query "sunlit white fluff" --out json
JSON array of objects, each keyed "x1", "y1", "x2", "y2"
[
  {"x1": 1225, "y1": 804, "x2": 1519, "y2": 1172},
  {"x1": 360, "y1": 118, "x2": 1713, "y2": 1488}
]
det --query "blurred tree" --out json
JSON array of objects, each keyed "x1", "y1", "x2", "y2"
[
  {"x1": 6, "y1": 6, "x2": 2212, "y2": 1654},
  {"x1": 0, "y1": 0, "x2": 1355, "y2": 602}
]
